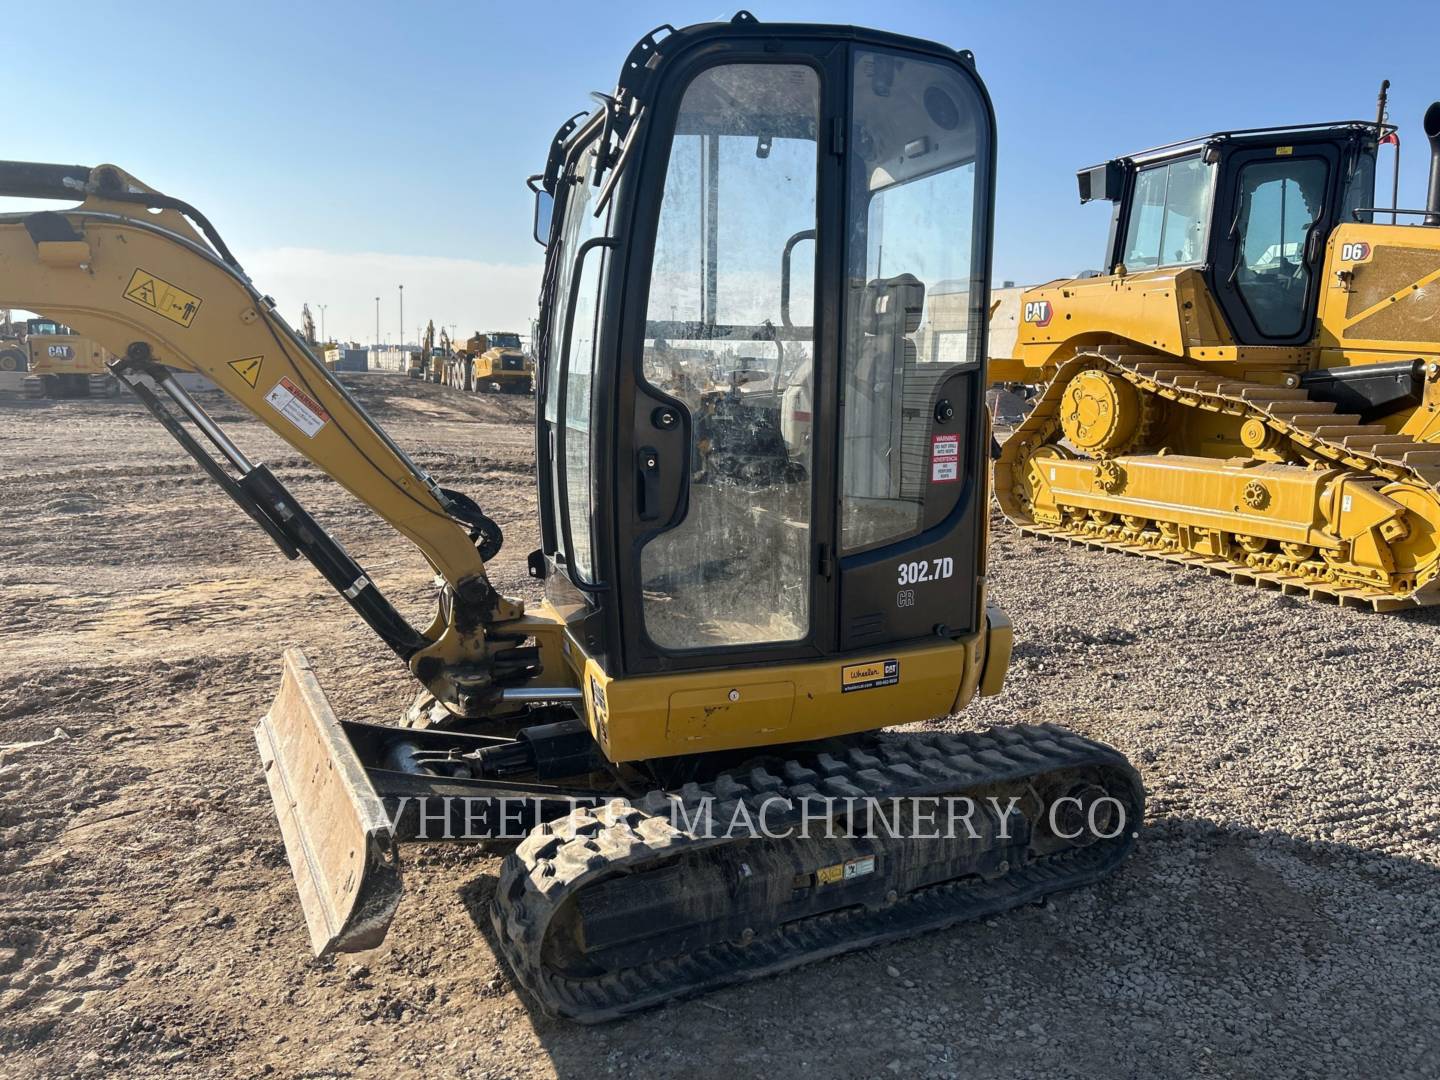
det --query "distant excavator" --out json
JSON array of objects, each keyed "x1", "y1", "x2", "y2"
[{"x1": 992, "y1": 97, "x2": 1440, "y2": 609}]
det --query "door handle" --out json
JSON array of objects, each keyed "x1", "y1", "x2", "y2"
[{"x1": 637, "y1": 446, "x2": 661, "y2": 522}]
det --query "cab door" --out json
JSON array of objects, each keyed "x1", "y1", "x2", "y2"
[
  {"x1": 611, "y1": 32, "x2": 995, "y2": 674},
  {"x1": 614, "y1": 45, "x2": 839, "y2": 673},
  {"x1": 1211, "y1": 141, "x2": 1342, "y2": 346}
]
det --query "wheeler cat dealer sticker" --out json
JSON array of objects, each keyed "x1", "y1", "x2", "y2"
[
  {"x1": 265, "y1": 376, "x2": 330, "y2": 438},
  {"x1": 123, "y1": 269, "x2": 202, "y2": 327},
  {"x1": 931, "y1": 433, "x2": 960, "y2": 483},
  {"x1": 228, "y1": 356, "x2": 263, "y2": 388},
  {"x1": 816, "y1": 855, "x2": 876, "y2": 886},
  {"x1": 841, "y1": 659, "x2": 899, "y2": 693}
]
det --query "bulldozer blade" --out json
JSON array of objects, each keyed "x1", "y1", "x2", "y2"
[{"x1": 254, "y1": 647, "x2": 403, "y2": 956}]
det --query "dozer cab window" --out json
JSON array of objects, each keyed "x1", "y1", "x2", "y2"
[
  {"x1": 1231, "y1": 156, "x2": 1329, "y2": 338},
  {"x1": 840, "y1": 48, "x2": 989, "y2": 553},
  {"x1": 1120, "y1": 155, "x2": 1213, "y2": 271},
  {"x1": 637, "y1": 62, "x2": 822, "y2": 650}
]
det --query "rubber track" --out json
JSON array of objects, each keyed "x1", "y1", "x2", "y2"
[
  {"x1": 994, "y1": 349, "x2": 1440, "y2": 610},
  {"x1": 491, "y1": 723, "x2": 1142, "y2": 1022}
]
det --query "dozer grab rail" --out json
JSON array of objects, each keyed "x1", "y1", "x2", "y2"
[{"x1": 0, "y1": 162, "x2": 529, "y2": 708}]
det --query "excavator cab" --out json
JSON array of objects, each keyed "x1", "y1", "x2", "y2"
[{"x1": 532, "y1": 13, "x2": 999, "y2": 682}]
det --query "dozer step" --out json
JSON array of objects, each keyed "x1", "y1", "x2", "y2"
[
  {"x1": 1287, "y1": 414, "x2": 1364, "y2": 431},
  {"x1": 1265, "y1": 401, "x2": 1340, "y2": 418},
  {"x1": 1240, "y1": 386, "x2": 1311, "y2": 403},
  {"x1": 1142, "y1": 366, "x2": 1209, "y2": 383},
  {"x1": 492, "y1": 725, "x2": 1143, "y2": 1022},
  {"x1": 1168, "y1": 374, "x2": 1224, "y2": 390},
  {"x1": 1307, "y1": 424, "x2": 1388, "y2": 439},
  {"x1": 1342, "y1": 435, "x2": 1416, "y2": 451}
]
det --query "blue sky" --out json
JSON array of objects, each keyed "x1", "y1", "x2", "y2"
[{"x1": 7, "y1": 0, "x2": 1439, "y2": 343}]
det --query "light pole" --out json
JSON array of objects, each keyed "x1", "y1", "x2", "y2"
[
  {"x1": 374, "y1": 296, "x2": 380, "y2": 349},
  {"x1": 318, "y1": 303, "x2": 328, "y2": 344},
  {"x1": 398, "y1": 285, "x2": 404, "y2": 350}
]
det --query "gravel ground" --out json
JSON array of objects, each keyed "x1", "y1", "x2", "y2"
[{"x1": 0, "y1": 374, "x2": 1436, "y2": 1079}]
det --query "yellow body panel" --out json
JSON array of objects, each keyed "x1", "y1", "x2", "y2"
[
  {"x1": 551, "y1": 601, "x2": 1010, "y2": 763},
  {"x1": 1000, "y1": 222, "x2": 1440, "y2": 389}
]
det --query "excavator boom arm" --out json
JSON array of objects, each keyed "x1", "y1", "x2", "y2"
[{"x1": 0, "y1": 161, "x2": 523, "y2": 699}]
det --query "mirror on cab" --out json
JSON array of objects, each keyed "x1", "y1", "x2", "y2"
[{"x1": 533, "y1": 190, "x2": 554, "y2": 247}]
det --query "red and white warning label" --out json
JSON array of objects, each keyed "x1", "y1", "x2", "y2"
[
  {"x1": 931, "y1": 433, "x2": 960, "y2": 483},
  {"x1": 265, "y1": 376, "x2": 331, "y2": 438}
]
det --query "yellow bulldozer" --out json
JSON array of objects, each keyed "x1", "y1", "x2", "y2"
[
  {"x1": 993, "y1": 101, "x2": 1440, "y2": 610},
  {"x1": 0, "y1": 13, "x2": 1143, "y2": 1021}
]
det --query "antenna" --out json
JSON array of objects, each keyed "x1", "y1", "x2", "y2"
[{"x1": 1377, "y1": 79, "x2": 1399, "y2": 224}]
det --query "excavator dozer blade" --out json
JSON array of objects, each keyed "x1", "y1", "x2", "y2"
[{"x1": 254, "y1": 647, "x2": 403, "y2": 956}]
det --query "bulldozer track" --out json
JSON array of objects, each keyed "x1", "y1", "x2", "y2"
[
  {"x1": 492, "y1": 723, "x2": 1142, "y2": 1023},
  {"x1": 995, "y1": 349, "x2": 1440, "y2": 611}
]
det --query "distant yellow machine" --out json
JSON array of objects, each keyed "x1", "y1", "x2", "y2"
[
  {"x1": 470, "y1": 330, "x2": 533, "y2": 394},
  {"x1": 993, "y1": 103, "x2": 1440, "y2": 609},
  {"x1": 22, "y1": 317, "x2": 118, "y2": 397}
]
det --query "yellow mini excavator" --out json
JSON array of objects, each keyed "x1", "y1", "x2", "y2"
[
  {"x1": 0, "y1": 13, "x2": 1142, "y2": 1021},
  {"x1": 992, "y1": 101, "x2": 1440, "y2": 609}
]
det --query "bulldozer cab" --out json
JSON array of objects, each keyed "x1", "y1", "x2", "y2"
[
  {"x1": 532, "y1": 13, "x2": 996, "y2": 675},
  {"x1": 1083, "y1": 121, "x2": 1380, "y2": 347}
]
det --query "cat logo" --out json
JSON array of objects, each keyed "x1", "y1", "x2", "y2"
[
  {"x1": 1339, "y1": 241, "x2": 1372, "y2": 263},
  {"x1": 1023, "y1": 300, "x2": 1053, "y2": 328}
]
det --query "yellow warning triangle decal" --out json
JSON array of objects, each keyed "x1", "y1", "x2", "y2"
[
  {"x1": 127, "y1": 276, "x2": 158, "y2": 306},
  {"x1": 228, "y1": 356, "x2": 263, "y2": 388}
]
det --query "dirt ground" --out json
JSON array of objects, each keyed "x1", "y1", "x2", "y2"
[{"x1": 1, "y1": 374, "x2": 1436, "y2": 1080}]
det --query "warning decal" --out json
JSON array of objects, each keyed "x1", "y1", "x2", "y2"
[
  {"x1": 265, "y1": 376, "x2": 331, "y2": 438},
  {"x1": 841, "y1": 659, "x2": 899, "y2": 693},
  {"x1": 228, "y1": 356, "x2": 263, "y2": 388},
  {"x1": 931, "y1": 433, "x2": 960, "y2": 483},
  {"x1": 123, "y1": 269, "x2": 202, "y2": 327},
  {"x1": 816, "y1": 856, "x2": 877, "y2": 886}
]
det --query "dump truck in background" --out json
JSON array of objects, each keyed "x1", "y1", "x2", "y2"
[{"x1": 468, "y1": 330, "x2": 533, "y2": 393}]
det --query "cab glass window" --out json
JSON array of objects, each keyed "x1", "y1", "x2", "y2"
[
  {"x1": 1233, "y1": 156, "x2": 1328, "y2": 338},
  {"x1": 1121, "y1": 155, "x2": 1213, "y2": 270},
  {"x1": 638, "y1": 62, "x2": 821, "y2": 650},
  {"x1": 545, "y1": 136, "x2": 612, "y2": 583},
  {"x1": 840, "y1": 48, "x2": 989, "y2": 552}
]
